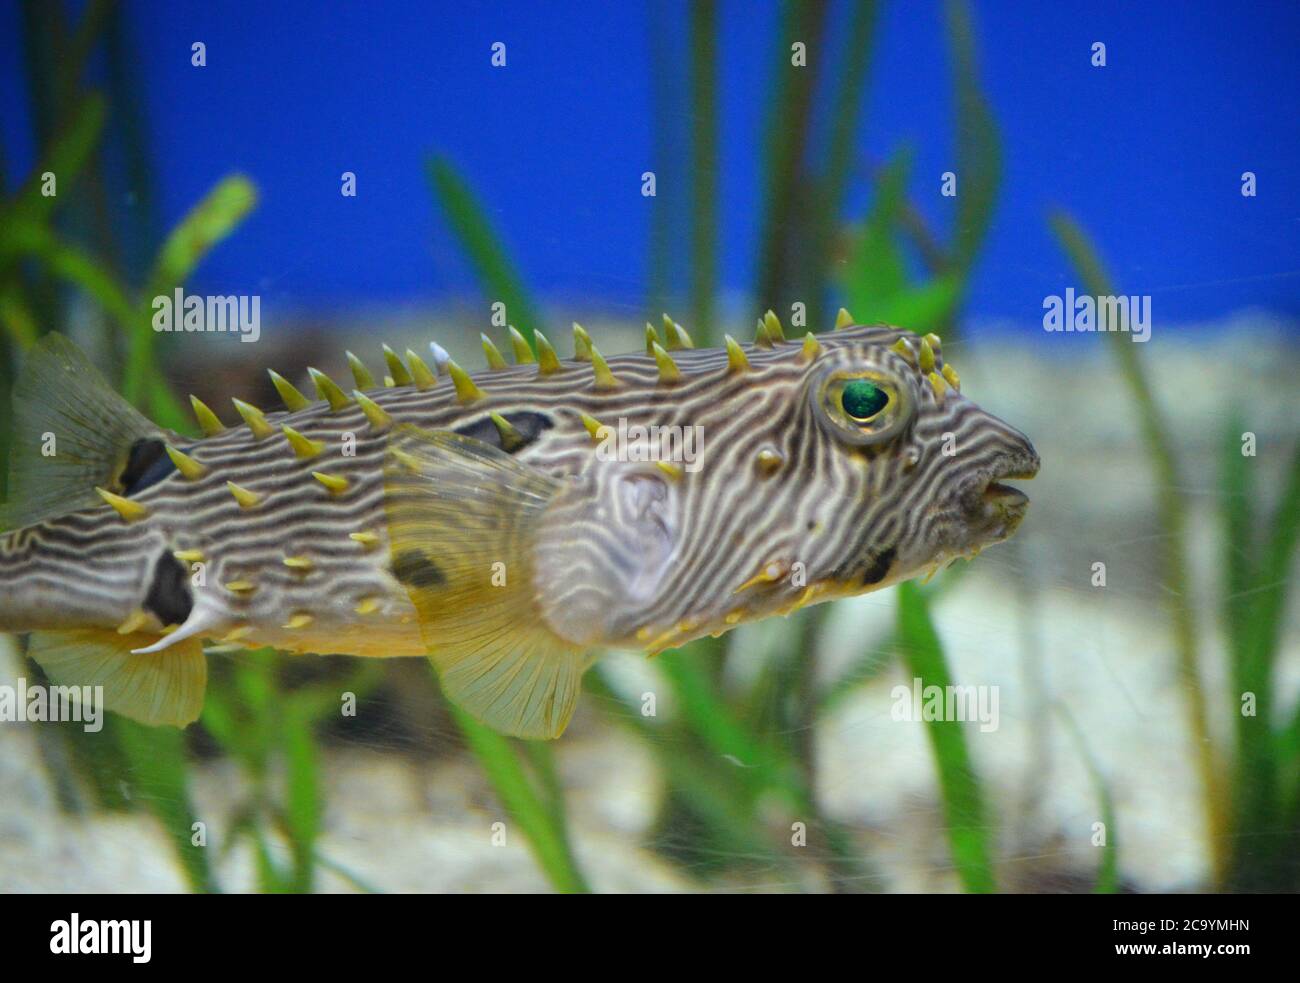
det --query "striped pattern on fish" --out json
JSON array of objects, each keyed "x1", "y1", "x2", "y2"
[{"x1": 0, "y1": 312, "x2": 1039, "y2": 737}]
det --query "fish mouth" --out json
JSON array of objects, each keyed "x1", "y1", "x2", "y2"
[
  {"x1": 967, "y1": 458, "x2": 1039, "y2": 538},
  {"x1": 982, "y1": 466, "x2": 1037, "y2": 511},
  {"x1": 984, "y1": 482, "x2": 1028, "y2": 510}
]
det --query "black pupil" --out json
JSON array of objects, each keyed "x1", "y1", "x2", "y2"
[{"x1": 841, "y1": 380, "x2": 889, "y2": 420}]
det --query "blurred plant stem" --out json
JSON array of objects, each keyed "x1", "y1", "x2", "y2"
[
  {"x1": 1009, "y1": 538, "x2": 1052, "y2": 851},
  {"x1": 838, "y1": 0, "x2": 1000, "y2": 342},
  {"x1": 817, "y1": 566, "x2": 971, "y2": 715},
  {"x1": 1055, "y1": 704, "x2": 1119, "y2": 893},
  {"x1": 426, "y1": 156, "x2": 547, "y2": 348},
  {"x1": 646, "y1": 11, "x2": 686, "y2": 317},
  {"x1": 897, "y1": 582, "x2": 996, "y2": 892},
  {"x1": 688, "y1": 0, "x2": 717, "y2": 341},
  {"x1": 115, "y1": 717, "x2": 217, "y2": 892},
  {"x1": 1219, "y1": 412, "x2": 1300, "y2": 890},
  {"x1": 755, "y1": 0, "x2": 828, "y2": 323},
  {"x1": 588, "y1": 663, "x2": 879, "y2": 891},
  {"x1": 421, "y1": 158, "x2": 602, "y2": 890},
  {"x1": 943, "y1": 0, "x2": 1001, "y2": 276},
  {"x1": 129, "y1": 173, "x2": 258, "y2": 425},
  {"x1": 1049, "y1": 211, "x2": 1228, "y2": 887},
  {"x1": 806, "y1": 1, "x2": 879, "y2": 326},
  {"x1": 202, "y1": 655, "x2": 386, "y2": 893},
  {"x1": 450, "y1": 703, "x2": 591, "y2": 893}
]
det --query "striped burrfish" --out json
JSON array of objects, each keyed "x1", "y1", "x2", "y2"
[{"x1": 0, "y1": 312, "x2": 1038, "y2": 739}]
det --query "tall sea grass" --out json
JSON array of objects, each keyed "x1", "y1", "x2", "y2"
[{"x1": 1051, "y1": 213, "x2": 1300, "y2": 891}]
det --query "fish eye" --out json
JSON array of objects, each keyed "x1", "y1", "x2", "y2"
[
  {"x1": 813, "y1": 366, "x2": 913, "y2": 446},
  {"x1": 840, "y1": 379, "x2": 889, "y2": 422}
]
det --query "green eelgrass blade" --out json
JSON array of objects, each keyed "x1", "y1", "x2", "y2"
[
  {"x1": 657, "y1": 649, "x2": 799, "y2": 804},
  {"x1": 944, "y1": 0, "x2": 1001, "y2": 272},
  {"x1": 586, "y1": 666, "x2": 788, "y2": 875},
  {"x1": 1048, "y1": 209, "x2": 1228, "y2": 886},
  {"x1": 896, "y1": 581, "x2": 996, "y2": 892},
  {"x1": 114, "y1": 717, "x2": 217, "y2": 893},
  {"x1": 1250, "y1": 437, "x2": 1300, "y2": 749},
  {"x1": 422, "y1": 156, "x2": 588, "y2": 892},
  {"x1": 203, "y1": 653, "x2": 375, "y2": 894},
  {"x1": 840, "y1": 146, "x2": 964, "y2": 334},
  {"x1": 754, "y1": 0, "x2": 829, "y2": 310},
  {"x1": 0, "y1": 222, "x2": 136, "y2": 329},
  {"x1": 1258, "y1": 439, "x2": 1300, "y2": 882},
  {"x1": 589, "y1": 662, "x2": 875, "y2": 889},
  {"x1": 0, "y1": 94, "x2": 108, "y2": 348},
  {"x1": 807, "y1": 0, "x2": 879, "y2": 326},
  {"x1": 844, "y1": 146, "x2": 913, "y2": 310},
  {"x1": 281, "y1": 696, "x2": 322, "y2": 893},
  {"x1": 1220, "y1": 411, "x2": 1281, "y2": 889},
  {"x1": 141, "y1": 174, "x2": 259, "y2": 310},
  {"x1": 1, "y1": 93, "x2": 106, "y2": 235},
  {"x1": 687, "y1": 0, "x2": 717, "y2": 342},
  {"x1": 448, "y1": 700, "x2": 590, "y2": 893},
  {"x1": 819, "y1": 567, "x2": 970, "y2": 715},
  {"x1": 425, "y1": 155, "x2": 547, "y2": 350},
  {"x1": 1055, "y1": 704, "x2": 1119, "y2": 893},
  {"x1": 128, "y1": 174, "x2": 259, "y2": 427},
  {"x1": 1250, "y1": 446, "x2": 1300, "y2": 674},
  {"x1": 0, "y1": 281, "x2": 41, "y2": 349},
  {"x1": 314, "y1": 850, "x2": 384, "y2": 894}
]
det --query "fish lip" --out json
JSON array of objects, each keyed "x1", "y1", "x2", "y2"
[
  {"x1": 977, "y1": 453, "x2": 1040, "y2": 506},
  {"x1": 961, "y1": 456, "x2": 1039, "y2": 511},
  {"x1": 983, "y1": 481, "x2": 1029, "y2": 509},
  {"x1": 955, "y1": 453, "x2": 1039, "y2": 543}
]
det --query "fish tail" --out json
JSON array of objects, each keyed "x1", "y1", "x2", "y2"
[
  {"x1": 1, "y1": 335, "x2": 207, "y2": 727},
  {"x1": 1, "y1": 332, "x2": 162, "y2": 631},
  {"x1": 1, "y1": 332, "x2": 166, "y2": 532}
]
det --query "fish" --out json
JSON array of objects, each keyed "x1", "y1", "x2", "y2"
[{"x1": 0, "y1": 311, "x2": 1039, "y2": 739}]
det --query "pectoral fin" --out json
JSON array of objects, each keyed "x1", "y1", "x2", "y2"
[
  {"x1": 28, "y1": 629, "x2": 207, "y2": 727},
  {"x1": 383, "y1": 426, "x2": 591, "y2": 739}
]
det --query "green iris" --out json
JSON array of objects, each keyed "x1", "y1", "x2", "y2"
[{"x1": 841, "y1": 379, "x2": 889, "y2": 421}]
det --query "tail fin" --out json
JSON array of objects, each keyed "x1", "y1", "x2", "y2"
[{"x1": 2, "y1": 333, "x2": 164, "y2": 530}]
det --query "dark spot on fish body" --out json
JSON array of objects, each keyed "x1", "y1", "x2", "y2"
[
  {"x1": 119, "y1": 438, "x2": 175, "y2": 496},
  {"x1": 860, "y1": 546, "x2": 897, "y2": 586},
  {"x1": 145, "y1": 551, "x2": 194, "y2": 625},
  {"x1": 392, "y1": 549, "x2": 447, "y2": 588},
  {"x1": 453, "y1": 411, "x2": 554, "y2": 454}
]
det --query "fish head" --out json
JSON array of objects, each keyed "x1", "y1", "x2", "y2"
[{"x1": 792, "y1": 325, "x2": 1040, "y2": 594}]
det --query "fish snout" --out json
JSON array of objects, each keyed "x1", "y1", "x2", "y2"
[{"x1": 958, "y1": 420, "x2": 1040, "y2": 543}]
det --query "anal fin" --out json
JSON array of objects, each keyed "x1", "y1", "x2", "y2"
[{"x1": 29, "y1": 630, "x2": 207, "y2": 728}]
